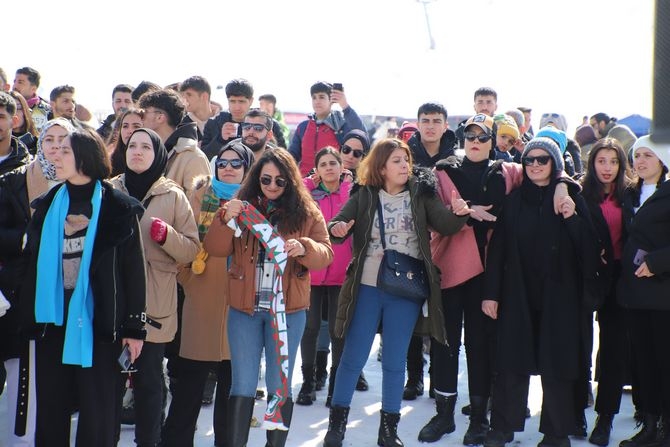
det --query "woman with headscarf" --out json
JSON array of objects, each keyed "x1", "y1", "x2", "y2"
[
  {"x1": 111, "y1": 127, "x2": 199, "y2": 447},
  {"x1": 0, "y1": 118, "x2": 75, "y2": 446},
  {"x1": 19, "y1": 128, "x2": 146, "y2": 446},
  {"x1": 162, "y1": 140, "x2": 255, "y2": 447}
]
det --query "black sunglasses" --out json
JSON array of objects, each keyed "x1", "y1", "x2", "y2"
[
  {"x1": 215, "y1": 159, "x2": 245, "y2": 169},
  {"x1": 341, "y1": 145, "x2": 364, "y2": 158},
  {"x1": 241, "y1": 122, "x2": 268, "y2": 132},
  {"x1": 464, "y1": 132, "x2": 492, "y2": 143},
  {"x1": 522, "y1": 155, "x2": 552, "y2": 166},
  {"x1": 260, "y1": 176, "x2": 287, "y2": 188}
]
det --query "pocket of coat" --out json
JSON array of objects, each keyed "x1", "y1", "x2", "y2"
[{"x1": 228, "y1": 263, "x2": 244, "y2": 280}]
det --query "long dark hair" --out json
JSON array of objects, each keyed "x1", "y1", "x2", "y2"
[
  {"x1": 110, "y1": 108, "x2": 144, "y2": 177},
  {"x1": 9, "y1": 90, "x2": 37, "y2": 137},
  {"x1": 236, "y1": 148, "x2": 318, "y2": 234},
  {"x1": 581, "y1": 138, "x2": 633, "y2": 205}
]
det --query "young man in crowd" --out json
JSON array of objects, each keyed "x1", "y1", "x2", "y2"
[
  {"x1": 12, "y1": 67, "x2": 50, "y2": 133},
  {"x1": 407, "y1": 102, "x2": 456, "y2": 168},
  {"x1": 179, "y1": 76, "x2": 216, "y2": 143},
  {"x1": 97, "y1": 84, "x2": 134, "y2": 139}
]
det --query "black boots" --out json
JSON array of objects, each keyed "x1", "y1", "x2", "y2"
[
  {"x1": 589, "y1": 413, "x2": 614, "y2": 446},
  {"x1": 315, "y1": 351, "x2": 329, "y2": 391},
  {"x1": 402, "y1": 373, "x2": 424, "y2": 400},
  {"x1": 323, "y1": 405, "x2": 350, "y2": 447},
  {"x1": 265, "y1": 398, "x2": 294, "y2": 447},
  {"x1": 538, "y1": 435, "x2": 571, "y2": 447},
  {"x1": 227, "y1": 396, "x2": 255, "y2": 447},
  {"x1": 483, "y1": 429, "x2": 514, "y2": 447},
  {"x1": 464, "y1": 395, "x2": 490, "y2": 445},
  {"x1": 296, "y1": 364, "x2": 316, "y2": 405},
  {"x1": 378, "y1": 410, "x2": 404, "y2": 447},
  {"x1": 356, "y1": 371, "x2": 370, "y2": 391},
  {"x1": 619, "y1": 413, "x2": 659, "y2": 447},
  {"x1": 417, "y1": 393, "x2": 456, "y2": 442}
]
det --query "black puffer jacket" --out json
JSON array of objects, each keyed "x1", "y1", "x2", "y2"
[{"x1": 0, "y1": 137, "x2": 31, "y2": 176}]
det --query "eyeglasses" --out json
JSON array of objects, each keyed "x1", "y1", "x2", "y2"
[
  {"x1": 241, "y1": 122, "x2": 268, "y2": 132},
  {"x1": 260, "y1": 175, "x2": 287, "y2": 188},
  {"x1": 215, "y1": 159, "x2": 245, "y2": 169},
  {"x1": 522, "y1": 155, "x2": 552, "y2": 166},
  {"x1": 341, "y1": 145, "x2": 364, "y2": 158},
  {"x1": 464, "y1": 132, "x2": 492, "y2": 143}
]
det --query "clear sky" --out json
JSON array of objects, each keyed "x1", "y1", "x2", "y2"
[{"x1": 5, "y1": 0, "x2": 655, "y2": 132}]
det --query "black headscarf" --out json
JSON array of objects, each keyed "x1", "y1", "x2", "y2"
[{"x1": 124, "y1": 128, "x2": 168, "y2": 201}]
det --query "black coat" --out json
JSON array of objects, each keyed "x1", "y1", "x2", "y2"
[
  {"x1": 485, "y1": 180, "x2": 600, "y2": 379},
  {"x1": 19, "y1": 181, "x2": 147, "y2": 343},
  {"x1": 407, "y1": 130, "x2": 456, "y2": 168},
  {"x1": 0, "y1": 137, "x2": 31, "y2": 177},
  {"x1": 617, "y1": 181, "x2": 670, "y2": 310}
]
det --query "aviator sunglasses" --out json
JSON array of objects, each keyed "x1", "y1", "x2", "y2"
[
  {"x1": 215, "y1": 159, "x2": 245, "y2": 169},
  {"x1": 241, "y1": 122, "x2": 269, "y2": 132}
]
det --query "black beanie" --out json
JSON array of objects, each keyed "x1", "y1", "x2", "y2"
[{"x1": 342, "y1": 129, "x2": 370, "y2": 154}]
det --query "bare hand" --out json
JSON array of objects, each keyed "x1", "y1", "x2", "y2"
[
  {"x1": 331, "y1": 220, "x2": 354, "y2": 238},
  {"x1": 635, "y1": 261, "x2": 655, "y2": 278},
  {"x1": 223, "y1": 199, "x2": 245, "y2": 222},
  {"x1": 553, "y1": 183, "x2": 569, "y2": 214},
  {"x1": 341, "y1": 169, "x2": 354, "y2": 183},
  {"x1": 451, "y1": 190, "x2": 472, "y2": 217},
  {"x1": 221, "y1": 122, "x2": 239, "y2": 140},
  {"x1": 284, "y1": 238, "x2": 306, "y2": 257},
  {"x1": 559, "y1": 195, "x2": 576, "y2": 219},
  {"x1": 470, "y1": 204, "x2": 496, "y2": 222},
  {"x1": 482, "y1": 300, "x2": 499, "y2": 320},
  {"x1": 330, "y1": 89, "x2": 348, "y2": 110},
  {"x1": 122, "y1": 338, "x2": 144, "y2": 363},
  {"x1": 309, "y1": 172, "x2": 321, "y2": 185}
]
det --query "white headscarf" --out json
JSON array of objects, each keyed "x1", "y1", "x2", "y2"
[{"x1": 36, "y1": 118, "x2": 76, "y2": 181}]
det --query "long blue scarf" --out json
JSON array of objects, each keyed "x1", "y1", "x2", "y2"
[
  {"x1": 211, "y1": 177, "x2": 240, "y2": 200},
  {"x1": 35, "y1": 181, "x2": 102, "y2": 367}
]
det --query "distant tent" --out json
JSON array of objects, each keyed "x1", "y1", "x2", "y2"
[{"x1": 617, "y1": 114, "x2": 651, "y2": 137}]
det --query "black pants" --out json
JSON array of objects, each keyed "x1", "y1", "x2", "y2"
[
  {"x1": 300, "y1": 285, "x2": 344, "y2": 368},
  {"x1": 133, "y1": 341, "x2": 166, "y2": 445},
  {"x1": 594, "y1": 292, "x2": 631, "y2": 414},
  {"x1": 627, "y1": 309, "x2": 670, "y2": 416},
  {"x1": 431, "y1": 274, "x2": 496, "y2": 396},
  {"x1": 491, "y1": 371, "x2": 576, "y2": 437},
  {"x1": 35, "y1": 328, "x2": 122, "y2": 447},
  {"x1": 162, "y1": 358, "x2": 232, "y2": 447}
]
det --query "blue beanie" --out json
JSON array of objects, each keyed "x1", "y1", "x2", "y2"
[
  {"x1": 522, "y1": 137, "x2": 565, "y2": 176},
  {"x1": 535, "y1": 126, "x2": 568, "y2": 154}
]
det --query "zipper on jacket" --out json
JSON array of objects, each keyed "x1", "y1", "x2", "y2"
[{"x1": 112, "y1": 247, "x2": 118, "y2": 342}]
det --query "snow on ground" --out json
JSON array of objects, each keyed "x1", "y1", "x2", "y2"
[{"x1": 1, "y1": 329, "x2": 641, "y2": 446}]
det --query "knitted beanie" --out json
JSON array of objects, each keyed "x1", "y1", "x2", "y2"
[
  {"x1": 631, "y1": 135, "x2": 670, "y2": 169},
  {"x1": 522, "y1": 137, "x2": 565, "y2": 175},
  {"x1": 536, "y1": 126, "x2": 568, "y2": 154}
]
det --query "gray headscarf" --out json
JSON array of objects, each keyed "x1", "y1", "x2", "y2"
[{"x1": 37, "y1": 118, "x2": 76, "y2": 181}]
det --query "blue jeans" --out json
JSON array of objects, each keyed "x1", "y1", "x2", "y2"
[
  {"x1": 331, "y1": 284, "x2": 421, "y2": 412},
  {"x1": 227, "y1": 308, "x2": 306, "y2": 398}
]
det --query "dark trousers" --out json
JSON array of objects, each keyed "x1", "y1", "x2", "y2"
[
  {"x1": 627, "y1": 309, "x2": 670, "y2": 416},
  {"x1": 431, "y1": 274, "x2": 496, "y2": 396},
  {"x1": 162, "y1": 358, "x2": 231, "y2": 447},
  {"x1": 491, "y1": 371, "x2": 576, "y2": 437},
  {"x1": 133, "y1": 341, "x2": 166, "y2": 445},
  {"x1": 300, "y1": 285, "x2": 344, "y2": 368},
  {"x1": 594, "y1": 294, "x2": 630, "y2": 414},
  {"x1": 35, "y1": 328, "x2": 122, "y2": 447}
]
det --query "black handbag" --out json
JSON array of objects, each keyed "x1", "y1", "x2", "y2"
[{"x1": 375, "y1": 200, "x2": 430, "y2": 304}]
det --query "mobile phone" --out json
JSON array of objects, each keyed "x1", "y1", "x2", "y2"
[
  {"x1": 332, "y1": 83, "x2": 343, "y2": 92},
  {"x1": 633, "y1": 248, "x2": 648, "y2": 267},
  {"x1": 118, "y1": 345, "x2": 134, "y2": 372}
]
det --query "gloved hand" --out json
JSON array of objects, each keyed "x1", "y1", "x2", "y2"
[{"x1": 150, "y1": 218, "x2": 168, "y2": 245}]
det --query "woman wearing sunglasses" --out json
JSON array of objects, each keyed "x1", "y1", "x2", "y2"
[
  {"x1": 162, "y1": 140, "x2": 255, "y2": 447},
  {"x1": 324, "y1": 138, "x2": 472, "y2": 447},
  {"x1": 204, "y1": 148, "x2": 333, "y2": 447},
  {"x1": 340, "y1": 129, "x2": 370, "y2": 179},
  {"x1": 111, "y1": 128, "x2": 200, "y2": 447},
  {"x1": 482, "y1": 137, "x2": 600, "y2": 447}
]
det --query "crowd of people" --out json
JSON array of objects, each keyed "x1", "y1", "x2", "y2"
[{"x1": 0, "y1": 66, "x2": 668, "y2": 447}]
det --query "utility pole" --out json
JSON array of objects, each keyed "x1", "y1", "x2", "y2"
[{"x1": 417, "y1": 0, "x2": 436, "y2": 50}]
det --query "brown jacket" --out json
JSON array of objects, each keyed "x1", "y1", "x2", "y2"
[
  {"x1": 177, "y1": 177, "x2": 231, "y2": 361},
  {"x1": 165, "y1": 134, "x2": 211, "y2": 197},
  {"x1": 111, "y1": 175, "x2": 200, "y2": 343},
  {"x1": 204, "y1": 205, "x2": 333, "y2": 315}
]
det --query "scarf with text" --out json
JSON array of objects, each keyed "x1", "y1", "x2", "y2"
[{"x1": 226, "y1": 202, "x2": 290, "y2": 430}]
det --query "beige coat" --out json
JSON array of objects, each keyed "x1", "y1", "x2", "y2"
[
  {"x1": 165, "y1": 135, "x2": 210, "y2": 197},
  {"x1": 177, "y1": 177, "x2": 231, "y2": 361},
  {"x1": 111, "y1": 175, "x2": 200, "y2": 343}
]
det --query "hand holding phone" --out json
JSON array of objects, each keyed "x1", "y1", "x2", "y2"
[
  {"x1": 633, "y1": 248, "x2": 648, "y2": 267},
  {"x1": 332, "y1": 83, "x2": 343, "y2": 92},
  {"x1": 118, "y1": 345, "x2": 137, "y2": 372}
]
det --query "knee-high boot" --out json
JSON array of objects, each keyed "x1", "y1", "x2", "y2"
[{"x1": 227, "y1": 396, "x2": 255, "y2": 447}]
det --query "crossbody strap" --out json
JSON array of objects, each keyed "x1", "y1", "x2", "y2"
[{"x1": 376, "y1": 198, "x2": 387, "y2": 250}]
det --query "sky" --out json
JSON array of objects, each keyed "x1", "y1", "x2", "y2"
[{"x1": 5, "y1": 0, "x2": 656, "y2": 134}]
